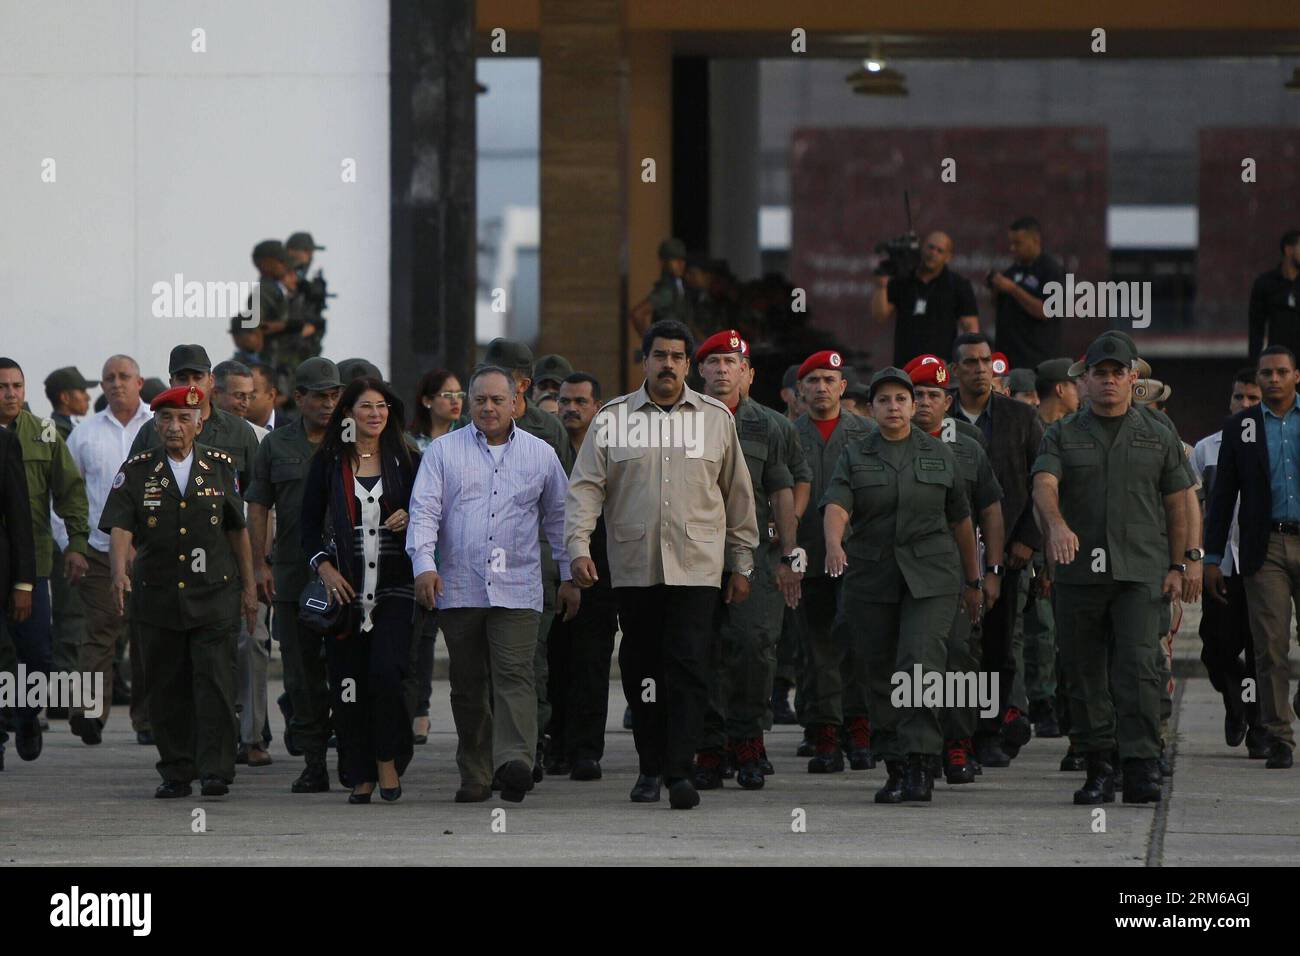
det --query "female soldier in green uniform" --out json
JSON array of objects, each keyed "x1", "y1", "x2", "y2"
[{"x1": 822, "y1": 367, "x2": 983, "y2": 803}]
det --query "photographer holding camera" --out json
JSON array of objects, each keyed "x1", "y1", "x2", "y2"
[{"x1": 872, "y1": 231, "x2": 980, "y2": 368}]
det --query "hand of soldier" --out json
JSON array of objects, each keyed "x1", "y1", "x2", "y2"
[
  {"x1": 1161, "y1": 570, "x2": 1183, "y2": 603},
  {"x1": 414, "y1": 570, "x2": 443, "y2": 610},
  {"x1": 1006, "y1": 541, "x2": 1034, "y2": 570},
  {"x1": 1045, "y1": 520, "x2": 1079, "y2": 566},
  {"x1": 983, "y1": 572, "x2": 1002, "y2": 610},
  {"x1": 776, "y1": 563, "x2": 803, "y2": 609},
  {"x1": 318, "y1": 562, "x2": 356, "y2": 605},
  {"x1": 1182, "y1": 561, "x2": 1203, "y2": 604},
  {"x1": 8, "y1": 588, "x2": 32, "y2": 624},
  {"x1": 111, "y1": 572, "x2": 131, "y2": 617},
  {"x1": 724, "y1": 572, "x2": 751, "y2": 605},
  {"x1": 300, "y1": 322, "x2": 318, "y2": 338},
  {"x1": 962, "y1": 586, "x2": 983, "y2": 624},
  {"x1": 241, "y1": 585, "x2": 259, "y2": 632},
  {"x1": 557, "y1": 581, "x2": 581, "y2": 621},
  {"x1": 570, "y1": 557, "x2": 598, "y2": 588},
  {"x1": 255, "y1": 562, "x2": 276, "y2": 605},
  {"x1": 1204, "y1": 563, "x2": 1228, "y2": 605},
  {"x1": 64, "y1": 549, "x2": 89, "y2": 586},
  {"x1": 825, "y1": 543, "x2": 848, "y2": 578}
]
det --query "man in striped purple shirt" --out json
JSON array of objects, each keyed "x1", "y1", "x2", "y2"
[{"x1": 406, "y1": 365, "x2": 579, "y2": 803}]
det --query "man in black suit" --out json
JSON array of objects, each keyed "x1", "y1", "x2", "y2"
[
  {"x1": 949, "y1": 332, "x2": 1044, "y2": 766},
  {"x1": 1206, "y1": 345, "x2": 1300, "y2": 769},
  {"x1": 0, "y1": 426, "x2": 37, "y2": 771}
]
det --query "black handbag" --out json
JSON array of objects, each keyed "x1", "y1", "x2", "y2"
[{"x1": 298, "y1": 577, "x2": 353, "y2": 637}]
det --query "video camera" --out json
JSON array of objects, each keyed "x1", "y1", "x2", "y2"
[{"x1": 872, "y1": 191, "x2": 921, "y2": 278}]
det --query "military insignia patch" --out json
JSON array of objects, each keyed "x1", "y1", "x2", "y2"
[
  {"x1": 919, "y1": 458, "x2": 946, "y2": 471},
  {"x1": 829, "y1": 352, "x2": 842, "y2": 368},
  {"x1": 935, "y1": 365, "x2": 948, "y2": 384},
  {"x1": 185, "y1": 387, "x2": 200, "y2": 406},
  {"x1": 210, "y1": 515, "x2": 220, "y2": 525},
  {"x1": 153, "y1": 460, "x2": 164, "y2": 473},
  {"x1": 112, "y1": 471, "x2": 125, "y2": 490},
  {"x1": 147, "y1": 516, "x2": 157, "y2": 528}
]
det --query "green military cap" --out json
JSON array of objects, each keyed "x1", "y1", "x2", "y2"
[
  {"x1": 169, "y1": 344, "x2": 212, "y2": 375},
  {"x1": 1069, "y1": 330, "x2": 1153, "y2": 378},
  {"x1": 532, "y1": 353, "x2": 573, "y2": 386},
  {"x1": 337, "y1": 358, "x2": 383, "y2": 382},
  {"x1": 286, "y1": 232, "x2": 325, "y2": 252},
  {"x1": 867, "y1": 366, "x2": 915, "y2": 401},
  {"x1": 658, "y1": 237, "x2": 687, "y2": 261},
  {"x1": 1007, "y1": 368, "x2": 1037, "y2": 394},
  {"x1": 251, "y1": 239, "x2": 290, "y2": 265},
  {"x1": 1035, "y1": 357, "x2": 1075, "y2": 385},
  {"x1": 845, "y1": 383, "x2": 872, "y2": 404},
  {"x1": 294, "y1": 357, "x2": 342, "y2": 392},
  {"x1": 141, "y1": 377, "x2": 168, "y2": 403},
  {"x1": 44, "y1": 366, "x2": 99, "y2": 393},
  {"x1": 1083, "y1": 333, "x2": 1138, "y2": 370},
  {"x1": 483, "y1": 338, "x2": 534, "y2": 372}
]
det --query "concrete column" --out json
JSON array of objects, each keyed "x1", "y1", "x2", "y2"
[
  {"x1": 537, "y1": 0, "x2": 625, "y2": 396},
  {"x1": 708, "y1": 60, "x2": 760, "y2": 281},
  {"x1": 388, "y1": 0, "x2": 476, "y2": 400}
]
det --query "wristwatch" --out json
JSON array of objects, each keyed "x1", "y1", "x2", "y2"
[
  {"x1": 737, "y1": 568, "x2": 755, "y2": 581},
  {"x1": 964, "y1": 578, "x2": 983, "y2": 591},
  {"x1": 985, "y1": 564, "x2": 1005, "y2": 577},
  {"x1": 1184, "y1": 548, "x2": 1205, "y2": 562},
  {"x1": 1169, "y1": 563, "x2": 1188, "y2": 575},
  {"x1": 779, "y1": 553, "x2": 798, "y2": 566}
]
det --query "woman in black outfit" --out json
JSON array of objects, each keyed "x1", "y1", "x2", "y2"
[{"x1": 302, "y1": 377, "x2": 419, "y2": 804}]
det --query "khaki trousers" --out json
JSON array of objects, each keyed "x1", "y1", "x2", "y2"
[{"x1": 1242, "y1": 532, "x2": 1300, "y2": 749}]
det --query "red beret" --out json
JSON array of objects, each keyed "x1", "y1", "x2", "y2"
[
  {"x1": 797, "y1": 350, "x2": 844, "y2": 380},
  {"x1": 695, "y1": 329, "x2": 748, "y2": 363},
  {"x1": 903, "y1": 354, "x2": 950, "y2": 388},
  {"x1": 991, "y1": 352, "x2": 1010, "y2": 376},
  {"x1": 150, "y1": 385, "x2": 204, "y2": 411}
]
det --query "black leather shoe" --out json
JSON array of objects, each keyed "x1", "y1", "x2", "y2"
[
  {"x1": 455, "y1": 784, "x2": 491, "y2": 802},
  {"x1": 630, "y1": 774, "x2": 662, "y2": 802},
  {"x1": 1073, "y1": 753, "x2": 1116, "y2": 804},
  {"x1": 291, "y1": 757, "x2": 330, "y2": 793},
  {"x1": 570, "y1": 758, "x2": 602, "y2": 781},
  {"x1": 1224, "y1": 711, "x2": 1248, "y2": 748},
  {"x1": 796, "y1": 729, "x2": 816, "y2": 758},
  {"x1": 1265, "y1": 741, "x2": 1294, "y2": 769},
  {"x1": 622, "y1": 706, "x2": 634, "y2": 730},
  {"x1": 380, "y1": 785, "x2": 402, "y2": 802},
  {"x1": 545, "y1": 755, "x2": 572, "y2": 777},
  {"x1": 668, "y1": 778, "x2": 700, "y2": 809},
  {"x1": 771, "y1": 688, "x2": 798, "y2": 725},
  {"x1": 15, "y1": 721, "x2": 42, "y2": 761},
  {"x1": 944, "y1": 740, "x2": 975, "y2": 784},
  {"x1": 1121, "y1": 759, "x2": 1162, "y2": 802},
  {"x1": 807, "y1": 724, "x2": 845, "y2": 773},
  {"x1": 155, "y1": 781, "x2": 192, "y2": 799},
  {"x1": 693, "y1": 750, "x2": 724, "y2": 789},
  {"x1": 901, "y1": 754, "x2": 933, "y2": 802},
  {"x1": 874, "y1": 760, "x2": 905, "y2": 803},
  {"x1": 1060, "y1": 747, "x2": 1086, "y2": 772},
  {"x1": 497, "y1": 759, "x2": 534, "y2": 802},
  {"x1": 348, "y1": 787, "x2": 373, "y2": 804},
  {"x1": 1246, "y1": 727, "x2": 1272, "y2": 759},
  {"x1": 1001, "y1": 707, "x2": 1032, "y2": 748},
  {"x1": 69, "y1": 715, "x2": 102, "y2": 746},
  {"x1": 734, "y1": 738, "x2": 766, "y2": 790},
  {"x1": 136, "y1": 730, "x2": 154, "y2": 746},
  {"x1": 200, "y1": 776, "x2": 229, "y2": 797},
  {"x1": 975, "y1": 736, "x2": 1010, "y2": 768}
]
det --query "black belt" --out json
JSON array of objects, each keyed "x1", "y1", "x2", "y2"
[{"x1": 1272, "y1": 521, "x2": 1300, "y2": 535}]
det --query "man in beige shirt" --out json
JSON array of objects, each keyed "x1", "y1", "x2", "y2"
[{"x1": 566, "y1": 319, "x2": 759, "y2": 809}]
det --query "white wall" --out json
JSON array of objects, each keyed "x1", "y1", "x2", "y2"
[{"x1": 0, "y1": 0, "x2": 390, "y2": 414}]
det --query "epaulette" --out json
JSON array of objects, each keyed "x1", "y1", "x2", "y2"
[
  {"x1": 125, "y1": 451, "x2": 154, "y2": 466},
  {"x1": 204, "y1": 448, "x2": 234, "y2": 465}
]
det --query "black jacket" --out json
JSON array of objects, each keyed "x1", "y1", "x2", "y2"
[
  {"x1": 0, "y1": 427, "x2": 36, "y2": 592},
  {"x1": 970, "y1": 391, "x2": 1044, "y2": 551},
  {"x1": 1205, "y1": 404, "x2": 1272, "y2": 577}
]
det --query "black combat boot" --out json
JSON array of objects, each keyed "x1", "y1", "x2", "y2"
[
  {"x1": 901, "y1": 754, "x2": 934, "y2": 802},
  {"x1": 1059, "y1": 744, "x2": 1086, "y2": 772},
  {"x1": 1072, "y1": 752, "x2": 1116, "y2": 805},
  {"x1": 874, "y1": 760, "x2": 905, "y2": 804},
  {"x1": 843, "y1": 716, "x2": 876, "y2": 770},
  {"x1": 692, "y1": 749, "x2": 724, "y2": 789},
  {"x1": 734, "y1": 737, "x2": 766, "y2": 790},
  {"x1": 1121, "y1": 758, "x2": 1162, "y2": 803},
  {"x1": 292, "y1": 753, "x2": 330, "y2": 793},
  {"x1": 943, "y1": 739, "x2": 975, "y2": 784},
  {"x1": 807, "y1": 724, "x2": 845, "y2": 773}
]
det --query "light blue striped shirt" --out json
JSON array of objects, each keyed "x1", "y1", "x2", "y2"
[{"x1": 406, "y1": 421, "x2": 571, "y2": 611}]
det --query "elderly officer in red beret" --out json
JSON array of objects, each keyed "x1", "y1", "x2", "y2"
[
  {"x1": 789, "y1": 350, "x2": 878, "y2": 773},
  {"x1": 99, "y1": 386, "x2": 258, "y2": 799}
]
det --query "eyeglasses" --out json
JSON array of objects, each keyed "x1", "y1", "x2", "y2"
[
  {"x1": 355, "y1": 402, "x2": 390, "y2": 412},
  {"x1": 433, "y1": 391, "x2": 466, "y2": 401}
]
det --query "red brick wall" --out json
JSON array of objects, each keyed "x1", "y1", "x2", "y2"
[
  {"x1": 790, "y1": 127, "x2": 1109, "y2": 365},
  {"x1": 1197, "y1": 129, "x2": 1300, "y2": 336}
]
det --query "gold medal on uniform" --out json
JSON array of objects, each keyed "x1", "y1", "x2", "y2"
[
  {"x1": 210, "y1": 515, "x2": 220, "y2": 525},
  {"x1": 147, "y1": 516, "x2": 157, "y2": 527}
]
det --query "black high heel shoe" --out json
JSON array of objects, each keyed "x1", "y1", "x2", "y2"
[
  {"x1": 380, "y1": 784, "x2": 402, "y2": 802},
  {"x1": 348, "y1": 785, "x2": 373, "y2": 805}
]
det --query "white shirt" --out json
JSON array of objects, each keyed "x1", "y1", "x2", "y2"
[
  {"x1": 168, "y1": 449, "x2": 195, "y2": 492},
  {"x1": 356, "y1": 475, "x2": 383, "y2": 632},
  {"x1": 65, "y1": 400, "x2": 154, "y2": 553},
  {"x1": 1191, "y1": 430, "x2": 1240, "y2": 577}
]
